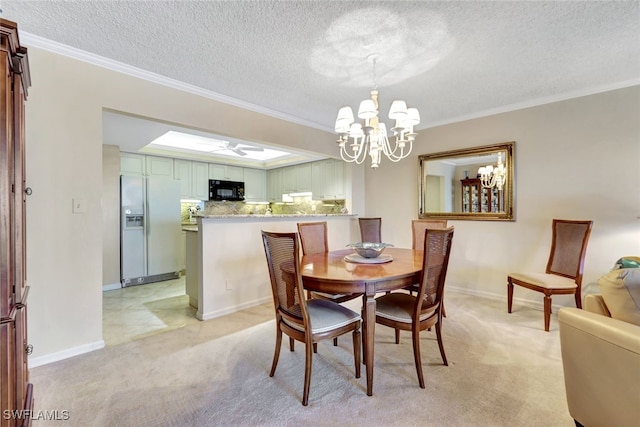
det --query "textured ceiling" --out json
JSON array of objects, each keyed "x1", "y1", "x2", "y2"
[{"x1": 2, "y1": 1, "x2": 639, "y2": 150}]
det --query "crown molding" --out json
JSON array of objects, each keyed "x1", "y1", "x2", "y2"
[
  {"x1": 20, "y1": 32, "x2": 639, "y2": 134},
  {"x1": 20, "y1": 32, "x2": 331, "y2": 132},
  {"x1": 421, "y1": 79, "x2": 640, "y2": 129}
]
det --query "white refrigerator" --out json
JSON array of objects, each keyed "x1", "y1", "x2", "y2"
[{"x1": 120, "y1": 175, "x2": 182, "y2": 287}]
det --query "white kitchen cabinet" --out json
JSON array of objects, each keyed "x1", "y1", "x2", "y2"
[
  {"x1": 173, "y1": 160, "x2": 208, "y2": 200},
  {"x1": 311, "y1": 161, "x2": 324, "y2": 198},
  {"x1": 192, "y1": 162, "x2": 209, "y2": 200},
  {"x1": 331, "y1": 160, "x2": 346, "y2": 199},
  {"x1": 120, "y1": 153, "x2": 145, "y2": 176},
  {"x1": 311, "y1": 159, "x2": 346, "y2": 200},
  {"x1": 296, "y1": 163, "x2": 312, "y2": 192},
  {"x1": 281, "y1": 166, "x2": 297, "y2": 194},
  {"x1": 267, "y1": 168, "x2": 283, "y2": 202},
  {"x1": 209, "y1": 163, "x2": 244, "y2": 181},
  {"x1": 174, "y1": 159, "x2": 192, "y2": 198},
  {"x1": 281, "y1": 163, "x2": 312, "y2": 194},
  {"x1": 146, "y1": 155, "x2": 174, "y2": 177},
  {"x1": 243, "y1": 168, "x2": 267, "y2": 202}
]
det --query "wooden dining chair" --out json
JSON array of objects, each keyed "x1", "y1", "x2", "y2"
[
  {"x1": 297, "y1": 221, "x2": 363, "y2": 347},
  {"x1": 261, "y1": 230, "x2": 361, "y2": 406},
  {"x1": 374, "y1": 227, "x2": 454, "y2": 388},
  {"x1": 358, "y1": 217, "x2": 382, "y2": 243},
  {"x1": 297, "y1": 221, "x2": 362, "y2": 304},
  {"x1": 507, "y1": 219, "x2": 593, "y2": 332},
  {"x1": 406, "y1": 220, "x2": 450, "y2": 304},
  {"x1": 411, "y1": 219, "x2": 448, "y2": 251}
]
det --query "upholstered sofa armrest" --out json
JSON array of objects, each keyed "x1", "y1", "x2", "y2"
[
  {"x1": 583, "y1": 294, "x2": 611, "y2": 317},
  {"x1": 558, "y1": 308, "x2": 640, "y2": 427}
]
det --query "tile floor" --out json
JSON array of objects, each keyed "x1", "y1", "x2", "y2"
[{"x1": 102, "y1": 276, "x2": 199, "y2": 346}]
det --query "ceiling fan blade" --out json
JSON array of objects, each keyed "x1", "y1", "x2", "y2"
[
  {"x1": 237, "y1": 146, "x2": 263, "y2": 151},
  {"x1": 231, "y1": 148, "x2": 248, "y2": 156}
]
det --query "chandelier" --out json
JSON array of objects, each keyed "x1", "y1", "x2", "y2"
[
  {"x1": 334, "y1": 55, "x2": 420, "y2": 169},
  {"x1": 478, "y1": 153, "x2": 506, "y2": 190}
]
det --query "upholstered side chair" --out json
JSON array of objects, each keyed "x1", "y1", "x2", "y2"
[{"x1": 507, "y1": 219, "x2": 593, "y2": 331}]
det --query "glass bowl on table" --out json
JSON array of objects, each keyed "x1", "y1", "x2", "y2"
[{"x1": 346, "y1": 242, "x2": 393, "y2": 259}]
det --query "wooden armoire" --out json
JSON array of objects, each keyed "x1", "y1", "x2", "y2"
[{"x1": 0, "y1": 19, "x2": 33, "y2": 427}]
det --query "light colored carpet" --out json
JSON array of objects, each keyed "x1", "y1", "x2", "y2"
[{"x1": 31, "y1": 292, "x2": 572, "y2": 426}]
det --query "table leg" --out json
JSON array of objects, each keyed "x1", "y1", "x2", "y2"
[{"x1": 364, "y1": 288, "x2": 376, "y2": 396}]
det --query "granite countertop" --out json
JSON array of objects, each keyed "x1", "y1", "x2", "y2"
[
  {"x1": 198, "y1": 213, "x2": 357, "y2": 219},
  {"x1": 182, "y1": 214, "x2": 356, "y2": 231}
]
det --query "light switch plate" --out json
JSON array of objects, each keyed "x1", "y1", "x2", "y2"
[{"x1": 72, "y1": 198, "x2": 86, "y2": 214}]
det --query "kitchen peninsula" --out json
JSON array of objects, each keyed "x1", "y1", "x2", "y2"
[{"x1": 185, "y1": 214, "x2": 358, "y2": 320}]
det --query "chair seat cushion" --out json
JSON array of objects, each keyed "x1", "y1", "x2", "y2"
[
  {"x1": 284, "y1": 299, "x2": 360, "y2": 334},
  {"x1": 598, "y1": 268, "x2": 640, "y2": 326},
  {"x1": 375, "y1": 293, "x2": 436, "y2": 323},
  {"x1": 508, "y1": 272, "x2": 577, "y2": 290}
]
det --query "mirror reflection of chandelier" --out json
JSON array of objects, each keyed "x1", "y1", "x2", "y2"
[
  {"x1": 478, "y1": 153, "x2": 506, "y2": 189},
  {"x1": 334, "y1": 54, "x2": 420, "y2": 169}
]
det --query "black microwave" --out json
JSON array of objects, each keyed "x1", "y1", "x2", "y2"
[{"x1": 209, "y1": 180, "x2": 245, "y2": 201}]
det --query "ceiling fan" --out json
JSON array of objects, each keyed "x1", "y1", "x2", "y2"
[{"x1": 210, "y1": 141, "x2": 264, "y2": 157}]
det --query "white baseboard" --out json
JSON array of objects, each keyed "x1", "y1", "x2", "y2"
[
  {"x1": 448, "y1": 285, "x2": 572, "y2": 311},
  {"x1": 102, "y1": 282, "x2": 122, "y2": 292},
  {"x1": 29, "y1": 340, "x2": 105, "y2": 368},
  {"x1": 197, "y1": 296, "x2": 272, "y2": 321}
]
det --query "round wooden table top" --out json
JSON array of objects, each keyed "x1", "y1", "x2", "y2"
[{"x1": 301, "y1": 247, "x2": 423, "y2": 294}]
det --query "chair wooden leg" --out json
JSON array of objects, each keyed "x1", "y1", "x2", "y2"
[
  {"x1": 507, "y1": 280, "x2": 514, "y2": 313},
  {"x1": 543, "y1": 295, "x2": 552, "y2": 332},
  {"x1": 333, "y1": 337, "x2": 338, "y2": 346},
  {"x1": 313, "y1": 342, "x2": 318, "y2": 353},
  {"x1": 574, "y1": 291, "x2": 582, "y2": 309},
  {"x1": 289, "y1": 337, "x2": 294, "y2": 352},
  {"x1": 270, "y1": 329, "x2": 283, "y2": 377},
  {"x1": 302, "y1": 341, "x2": 313, "y2": 406},
  {"x1": 411, "y1": 326, "x2": 425, "y2": 389},
  {"x1": 435, "y1": 320, "x2": 448, "y2": 366},
  {"x1": 395, "y1": 329, "x2": 400, "y2": 344},
  {"x1": 352, "y1": 327, "x2": 361, "y2": 378}
]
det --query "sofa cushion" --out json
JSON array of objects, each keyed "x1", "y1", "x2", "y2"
[{"x1": 598, "y1": 268, "x2": 640, "y2": 326}]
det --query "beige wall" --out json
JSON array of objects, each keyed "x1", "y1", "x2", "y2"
[
  {"x1": 364, "y1": 86, "x2": 640, "y2": 303},
  {"x1": 102, "y1": 145, "x2": 121, "y2": 288},
  {"x1": 24, "y1": 47, "x2": 340, "y2": 364},
  {"x1": 23, "y1": 43, "x2": 639, "y2": 364}
]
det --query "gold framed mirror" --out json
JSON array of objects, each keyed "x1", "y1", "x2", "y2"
[{"x1": 418, "y1": 142, "x2": 515, "y2": 221}]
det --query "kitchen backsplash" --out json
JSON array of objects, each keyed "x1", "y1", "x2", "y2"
[{"x1": 181, "y1": 197, "x2": 345, "y2": 223}]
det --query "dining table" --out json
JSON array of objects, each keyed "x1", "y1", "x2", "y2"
[{"x1": 300, "y1": 247, "x2": 423, "y2": 396}]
